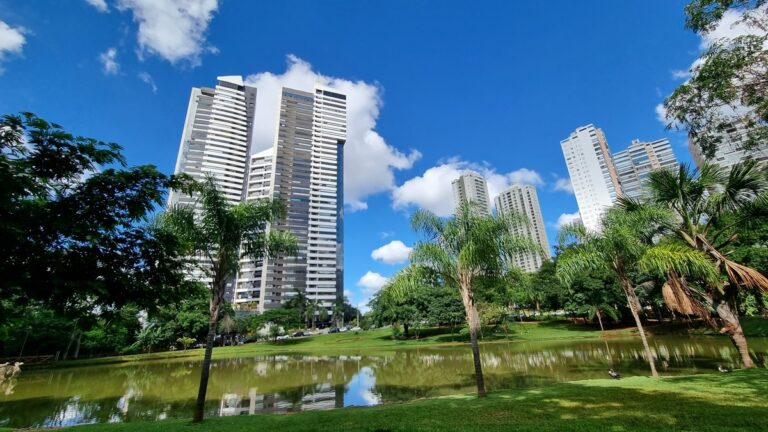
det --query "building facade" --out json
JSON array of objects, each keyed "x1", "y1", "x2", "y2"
[
  {"x1": 688, "y1": 122, "x2": 768, "y2": 170},
  {"x1": 168, "y1": 76, "x2": 257, "y2": 290},
  {"x1": 494, "y1": 185, "x2": 551, "y2": 272},
  {"x1": 451, "y1": 171, "x2": 491, "y2": 214},
  {"x1": 613, "y1": 138, "x2": 678, "y2": 200},
  {"x1": 234, "y1": 86, "x2": 347, "y2": 312},
  {"x1": 560, "y1": 125, "x2": 622, "y2": 232}
]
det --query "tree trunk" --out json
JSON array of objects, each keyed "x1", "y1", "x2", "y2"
[
  {"x1": 193, "y1": 288, "x2": 222, "y2": 423},
  {"x1": 460, "y1": 283, "x2": 486, "y2": 397},
  {"x1": 595, "y1": 307, "x2": 605, "y2": 333},
  {"x1": 716, "y1": 298, "x2": 755, "y2": 368},
  {"x1": 622, "y1": 280, "x2": 658, "y2": 378},
  {"x1": 73, "y1": 332, "x2": 82, "y2": 359},
  {"x1": 403, "y1": 322, "x2": 410, "y2": 337}
]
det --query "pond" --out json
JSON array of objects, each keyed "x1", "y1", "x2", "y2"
[{"x1": 1, "y1": 334, "x2": 766, "y2": 428}]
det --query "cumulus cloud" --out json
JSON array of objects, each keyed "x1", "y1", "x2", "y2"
[
  {"x1": 371, "y1": 240, "x2": 412, "y2": 264},
  {"x1": 245, "y1": 55, "x2": 420, "y2": 211},
  {"x1": 0, "y1": 21, "x2": 26, "y2": 73},
  {"x1": 555, "y1": 212, "x2": 581, "y2": 228},
  {"x1": 85, "y1": 0, "x2": 109, "y2": 12},
  {"x1": 553, "y1": 177, "x2": 573, "y2": 194},
  {"x1": 671, "y1": 69, "x2": 691, "y2": 80},
  {"x1": 117, "y1": 0, "x2": 219, "y2": 66},
  {"x1": 99, "y1": 48, "x2": 119, "y2": 75},
  {"x1": 356, "y1": 271, "x2": 388, "y2": 295},
  {"x1": 137, "y1": 71, "x2": 157, "y2": 93},
  {"x1": 392, "y1": 159, "x2": 544, "y2": 216}
]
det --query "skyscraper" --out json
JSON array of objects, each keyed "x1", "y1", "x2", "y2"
[
  {"x1": 613, "y1": 138, "x2": 678, "y2": 200},
  {"x1": 688, "y1": 121, "x2": 768, "y2": 170},
  {"x1": 494, "y1": 185, "x2": 550, "y2": 272},
  {"x1": 451, "y1": 171, "x2": 491, "y2": 214},
  {"x1": 168, "y1": 76, "x2": 257, "y2": 290},
  {"x1": 234, "y1": 87, "x2": 347, "y2": 312},
  {"x1": 560, "y1": 125, "x2": 622, "y2": 231}
]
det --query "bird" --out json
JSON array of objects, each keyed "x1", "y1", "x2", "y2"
[
  {"x1": 718, "y1": 365, "x2": 731, "y2": 373},
  {"x1": 608, "y1": 368, "x2": 621, "y2": 379}
]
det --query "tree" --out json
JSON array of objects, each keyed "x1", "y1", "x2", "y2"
[
  {"x1": 249, "y1": 308, "x2": 302, "y2": 339},
  {"x1": 665, "y1": 1, "x2": 768, "y2": 158},
  {"x1": 557, "y1": 205, "x2": 719, "y2": 377},
  {"x1": 177, "y1": 337, "x2": 196, "y2": 350},
  {"x1": 161, "y1": 177, "x2": 297, "y2": 423},
  {"x1": 644, "y1": 162, "x2": 768, "y2": 367},
  {"x1": 386, "y1": 202, "x2": 540, "y2": 397},
  {"x1": 0, "y1": 113, "x2": 190, "y2": 327}
]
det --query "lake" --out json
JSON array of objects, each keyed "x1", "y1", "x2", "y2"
[{"x1": 1, "y1": 335, "x2": 766, "y2": 428}]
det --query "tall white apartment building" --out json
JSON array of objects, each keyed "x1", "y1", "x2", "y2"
[
  {"x1": 688, "y1": 122, "x2": 768, "y2": 170},
  {"x1": 494, "y1": 185, "x2": 550, "y2": 272},
  {"x1": 234, "y1": 87, "x2": 346, "y2": 312},
  {"x1": 560, "y1": 125, "x2": 622, "y2": 232},
  {"x1": 168, "y1": 76, "x2": 257, "y2": 292},
  {"x1": 613, "y1": 138, "x2": 678, "y2": 200},
  {"x1": 451, "y1": 171, "x2": 491, "y2": 214}
]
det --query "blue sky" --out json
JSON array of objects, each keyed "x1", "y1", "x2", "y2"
[{"x1": 0, "y1": 0, "x2": 705, "y2": 309}]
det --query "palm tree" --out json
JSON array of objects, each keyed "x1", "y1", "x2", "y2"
[
  {"x1": 645, "y1": 161, "x2": 768, "y2": 368},
  {"x1": 557, "y1": 205, "x2": 718, "y2": 378},
  {"x1": 161, "y1": 177, "x2": 297, "y2": 422},
  {"x1": 387, "y1": 201, "x2": 540, "y2": 397}
]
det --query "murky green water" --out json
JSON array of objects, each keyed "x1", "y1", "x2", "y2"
[{"x1": 1, "y1": 335, "x2": 766, "y2": 428}]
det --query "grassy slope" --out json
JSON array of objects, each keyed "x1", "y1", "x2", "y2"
[
  {"x1": 66, "y1": 370, "x2": 768, "y2": 432},
  {"x1": 55, "y1": 322, "x2": 637, "y2": 368}
]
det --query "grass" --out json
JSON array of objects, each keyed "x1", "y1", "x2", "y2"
[
  {"x1": 60, "y1": 369, "x2": 768, "y2": 432},
  {"x1": 55, "y1": 321, "x2": 638, "y2": 368}
]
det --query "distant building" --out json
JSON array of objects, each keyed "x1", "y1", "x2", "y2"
[
  {"x1": 613, "y1": 138, "x2": 678, "y2": 200},
  {"x1": 688, "y1": 122, "x2": 768, "y2": 170},
  {"x1": 494, "y1": 185, "x2": 551, "y2": 272},
  {"x1": 451, "y1": 171, "x2": 491, "y2": 215},
  {"x1": 560, "y1": 125, "x2": 622, "y2": 232}
]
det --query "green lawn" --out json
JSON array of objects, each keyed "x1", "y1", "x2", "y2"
[
  {"x1": 60, "y1": 370, "x2": 768, "y2": 432},
  {"x1": 56, "y1": 321, "x2": 637, "y2": 368}
]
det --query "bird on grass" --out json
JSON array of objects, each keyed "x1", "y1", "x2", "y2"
[
  {"x1": 718, "y1": 365, "x2": 731, "y2": 373},
  {"x1": 608, "y1": 369, "x2": 621, "y2": 379}
]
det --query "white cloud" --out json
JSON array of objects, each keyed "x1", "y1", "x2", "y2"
[
  {"x1": 356, "y1": 271, "x2": 388, "y2": 295},
  {"x1": 245, "y1": 55, "x2": 420, "y2": 211},
  {"x1": 99, "y1": 48, "x2": 119, "y2": 75},
  {"x1": 0, "y1": 21, "x2": 26, "y2": 73},
  {"x1": 137, "y1": 71, "x2": 157, "y2": 93},
  {"x1": 117, "y1": 0, "x2": 219, "y2": 66},
  {"x1": 85, "y1": 0, "x2": 109, "y2": 12},
  {"x1": 391, "y1": 159, "x2": 544, "y2": 216},
  {"x1": 555, "y1": 212, "x2": 581, "y2": 228},
  {"x1": 371, "y1": 240, "x2": 412, "y2": 264},
  {"x1": 671, "y1": 69, "x2": 691, "y2": 80},
  {"x1": 655, "y1": 103, "x2": 671, "y2": 126},
  {"x1": 553, "y1": 177, "x2": 573, "y2": 194}
]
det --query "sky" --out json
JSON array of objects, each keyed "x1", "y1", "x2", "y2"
[{"x1": 0, "y1": 0, "x2": 713, "y2": 311}]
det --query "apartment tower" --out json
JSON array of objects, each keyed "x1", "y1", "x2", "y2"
[
  {"x1": 613, "y1": 138, "x2": 678, "y2": 200},
  {"x1": 234, "y1": 87, "x2": 347, "y2": 312},
  {"x1": 168, "y1": 76, "x2": 257, "y2": 290},
  {"x1": 451, "y1": 171, "x2": 491, "y2": 214},
  {"x1": 560, "y1": 125, "x2": 622, "y2": 231},
  {"x1": 494, "y1": 185, "x2": 551, "y2": 272},
  {"x1": 688, "y1": 121, "x2": 768, "y2": 170}
]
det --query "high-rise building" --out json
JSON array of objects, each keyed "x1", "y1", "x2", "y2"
[
  {"x1": 560, "y1": 125, "x2": 622, "y2": 231},
  {"x1": 451, "y1": 171, "x2": 491, "y2": 214},
  {"x1": 494, "y1": 185, "x2": 550, "y2": 272},
  {"x1": 168, "y1": 76, "x2": 257, "y2": 291},
  {"x1": 234, "y1": 87, "x2": 346, "y2": 312},
  {"x1": 688, "y1": 122, "x2": 768, "y2": 170},
  {"x1": 613, "y1": 138, "x2": 678, "y2": 200}
]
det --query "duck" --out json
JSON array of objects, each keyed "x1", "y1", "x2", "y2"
[
  {"x1": 718, "y1": 365, "x2": 730, "y2": 373},
  {"x1": 608, "y1": 368, "x2": 621, "y2": 379}
]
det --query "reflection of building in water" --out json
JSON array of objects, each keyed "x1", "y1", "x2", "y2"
[{"x1": 219, "y1": 383, "x2": 340, "y2": 416}]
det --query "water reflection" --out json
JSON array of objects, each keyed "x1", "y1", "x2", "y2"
[{"x1": 1, "y1": 335, "x2": 765, "y2": 428}]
